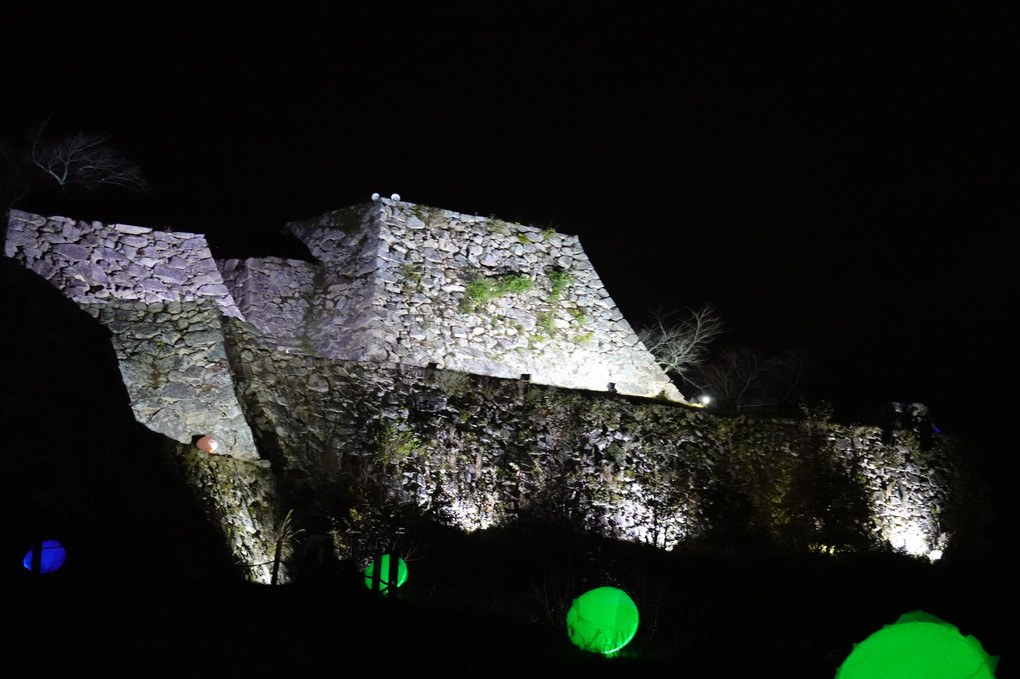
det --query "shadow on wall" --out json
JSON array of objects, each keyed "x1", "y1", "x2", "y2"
[{"x1": 0, "y1": 258, "x2": 239, "y2": 585}]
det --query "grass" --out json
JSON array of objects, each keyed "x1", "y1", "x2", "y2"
[
  {"x1": 536, "y1": 310, "x2": 556, "y2": 336},
  {"x1": 429, "y1": 369, "x2": 472, "y2": 396},
  {"x1": 547, "y1": 269, "x2": 572, "y2": 303},
  {"x1": 459, "y1": 273, "x2": 534, "y2": 313}
]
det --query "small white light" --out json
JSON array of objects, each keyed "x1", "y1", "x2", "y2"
[
  {"x1": 700, "y1": 394, "x2": 712, "y2": 405},
  {"x1": 391, "y1": 193, "x2": 401, "y2": 201},
  {"x1": 371, "y1": 192, "x2": 380, "y2": 201}
]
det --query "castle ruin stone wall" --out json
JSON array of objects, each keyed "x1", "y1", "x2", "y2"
[
  {"x1": 5, "y1": 210, "x2": 257, "y2": 459},
  {"x1": 5, "y1": 209, "x2": 243, "y2": 319},
  {"x1": 82, "y1": 298, "x2": 260, "y2": 461},
  {"x1": 218, "y1": 256, "x2": 321, "y2": 353},
  {"x1": 223, "y1": 315, "x2": 955, "y2": 559},
  {"x1": 225, "y1": 199, "x2": 683, "y2": 400},
  {"x1": 2, "y1": 208, "x2": 960, "y2": 563}
]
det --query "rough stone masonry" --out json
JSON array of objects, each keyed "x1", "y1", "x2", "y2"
[
  {"x1": 4, "y1": 202, "x2": 957, "y2": 566},
  {"x1": 5, "y1": 209, "x2": 257, "y2": 460},
  {"x1": 219, "y1": 197, "x2": 683, "y2": 400},
  {"x1": 5, "y1": 198, "x2": 682, "y2": 457}
]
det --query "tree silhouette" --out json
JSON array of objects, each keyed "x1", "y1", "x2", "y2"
[
  {"x1": 1, "y1": 120, "x2": 149, "y2": 242},
  {"x1": 637, "y1": 305, "x2": 724, "y2": 382},
  {"x1": 694, "y1": 345, "x2": 811, "y2": 414}
]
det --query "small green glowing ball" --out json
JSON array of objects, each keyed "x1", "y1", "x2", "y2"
[
  {"x1": 363, "y1": 554, "x2": 408, "y2": 593},
  {"x1": 836, "y1": 610, "x2": 998, "y2": 678},
  {"x1": 566, "y1": 586, "x2": 639, "y2": 655}
]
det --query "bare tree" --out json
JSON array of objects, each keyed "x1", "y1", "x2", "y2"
[
  {"x1": 694, "y1": 345, "x2": 811, "y2": 413},
  {"x1": 638, "y1": 305, "x2": 724, "y2": 381},
  {"x1": 26, "y1": 122, "x2": 149, "y2": 196},
  {"x1": 2, "y1": 120, "x2": 150, "y2": 244}
]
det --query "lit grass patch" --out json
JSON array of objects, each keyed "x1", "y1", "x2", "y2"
[
  {"x1": 459, "y1": 273, "x2": 534, "y2": 313},
  {"x1": 547, "y1": 269, "x2": 573, "y2": 303}
]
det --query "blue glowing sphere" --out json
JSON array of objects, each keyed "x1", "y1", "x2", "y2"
[{"x1": 23, "y1": 539, "x2": 67, "y2": 574}]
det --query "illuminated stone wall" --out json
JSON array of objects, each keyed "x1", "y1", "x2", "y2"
[
  {"x1": 220, "y1": 198, "x2": 683, "y2": 401},
  {"x1": 224, "y1": 317, "x2": 956, "y2": 560},
  {"x1": 218, "y1": 256, "x2": 322, "y2": 353},
  {"x1": 7, "y1": 202, "x2": 681, "y2": 401},
  {"x1": 5, "y1": 210, "x2": 258, "y2": 460},
  {"x1": 0, "y1": 257, "x2": 278, "y2": 584},
  {"x1": 80, "y1": 298, "x2": 260, "y2": 461},
  {"x1": 4, "y1": 208, "x2": 958, "y2": 566},
  {"x1": 172, "y1": 443, "x2": 279, "y2": 584},
  {"x1": 5, "y1": 209, "x2": 242, "y2": 318}
]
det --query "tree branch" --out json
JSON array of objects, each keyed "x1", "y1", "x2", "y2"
[
  {"x1": 637, "y1": 305, "x2": 724, "y2": 379},
  {"x1": 20, "y1": 121, "x2": 150, "y2": 196}
]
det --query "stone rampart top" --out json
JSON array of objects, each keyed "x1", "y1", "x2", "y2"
[
  {"x1": 221, "y1": 197, "x2": 683, "y2": 401},
  {"x1": 5, "y1": 209, "x2": 243, "y2": 319},
  {"x1": 5, "y1": 201, "x2": 683, "y2": 400}
]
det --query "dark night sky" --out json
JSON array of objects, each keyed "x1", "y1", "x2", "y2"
[{"x1": 2, "y1": 3, "x2": 1013, "y2": 438}]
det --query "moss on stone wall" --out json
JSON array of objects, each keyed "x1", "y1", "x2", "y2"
[
  {"x1": 175, "y1": 443, "x2": 279, "y2": 582},
  {"x1": 458, "y1": 272, "x2": 535, "y2": 313}
]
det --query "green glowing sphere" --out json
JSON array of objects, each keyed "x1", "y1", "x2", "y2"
[
  {"x1": 363, "y1": 554, "x2": 408, "y2": 593},
  {"x1": 836, "y1": 611, "x2": 998, "y2": 678},
  {"x1": 566, "y1": 586, "x2": 639, "y2": 656}
]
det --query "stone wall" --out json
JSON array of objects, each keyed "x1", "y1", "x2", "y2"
[
  {"x1": 222, "y1": 199, "x2": 683, "y2": 400},
  {"x1": 5, "y1": 209, "x2": 242, "y2": 319},
  {"x1": 0, "y1": 257, "x2": 277, "y2": 584},
  {"x1": 172, "y1": 443, "x2": 279, "y2": 583},
  {"x1": 6, "y1": 210, "x2": 258, "y2": 458},
  {"x1": 8, "y1": 202, "x2": 680, "y2": 400},
  {"x1": 4, "y1": 207, "x2": 959, "y2": 570},
  {"x1": 218, "y1": 256, "x2": 322, "y2": 352},
  {"x1": 224, "y1": 318, "x2": 955, "y2": 559},
  {"x1": 82, "y1": 298, "x2": 260, "y2": 461}
]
